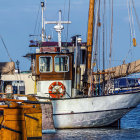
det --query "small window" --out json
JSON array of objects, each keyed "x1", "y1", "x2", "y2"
[
  {"x1": 39, "y1": 56, "x2": 52, "y2": 72},
  {"x1": 55, "y1": 56, "x2": 69, "y2": 72}
]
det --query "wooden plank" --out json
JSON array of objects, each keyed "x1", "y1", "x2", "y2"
[
  {"x1": 5, "y1": 115, "x2": 25, "y2": 121},
  {"x1": 25, "y1": 113, "x2": 42, "y2": 138},
  {"x1": 1, "y1": 110, "x2": 27, "y2": 140},
  {"x1": 4, "y1": 109, "x2": 24, "y2": 115},
  {"x1": 23, "y1": 108, "x2": 42, "y2": 114},
  {"x1": 0, "y1": 104, "x2": 35, "y2": 109},
  {"x1": 0, "y1": 115, "x2": 3, "y2": 124},
  {"x1": 1, "y1": 120, "x2": 27, "y2": 140}
]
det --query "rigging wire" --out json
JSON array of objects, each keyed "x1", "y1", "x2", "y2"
[
  {"x1": 43, "y1": 0, "x2": 47, "y2": 40},
  {"x1": 66, "y1": 0, "x2": 71, "y2": 45},
  {"x1": 109, "y1": 0, "x2": 113, "y2": 68},
  {"x1": 101, "y1": 0, "x2": 106, "y2": 94},
  {"x1": 127, "y1": 0, "x2": 136, "y2": 46},
  {"x1": 127, "y1": 0, "x2": 133, "y2": 42},
  {"x1": 130, "y1": 0, "x2": 136, "y2": 40},
  {"x1": 95, "y1": 0, "x2": 101, "y2": 72},
  {"x1": 107, "y1": 1, "x2": 111, "y2": 69},
  {"x1": 107, "y1": 0, "x2": 113, "y2": 94},
  {"x1": 0, "y1": 35, "x2": 13, "y2": 62},
  {"x1": 122, "y1": 0, "x2": 136, "y2": 63},
  {"x1": 89, "y1": 0, "x2": 100, "y2": 96},
  {"x1": 132, "y1": 0, "x2": 140, "y2": 31},
  {"x1": 123, "y1": 44, "x2": 133, "y2": 63},
  {"x1": 96, "y1": 0, "x2": 101, "y2": 95},
  {"x1": 34, "y1": 3, "x2": 41, "y2": 36},
  {"x1": 102, "y1": 0, "x2": 105, "y2": 71},
  {"x1": 63, "y1": 0, "x2": 66, "y2": 15},
  {"x1": 105, "y1": 3, "x2": 108, "y2": 69}
]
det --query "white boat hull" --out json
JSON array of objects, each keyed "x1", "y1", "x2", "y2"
[{"x1": 52, "y1": 92, "x2": 140, "y2": 128}]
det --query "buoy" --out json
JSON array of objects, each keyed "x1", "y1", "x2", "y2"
[{"x1": 48, "y1": 82, "x2": 66, "y2": 98}]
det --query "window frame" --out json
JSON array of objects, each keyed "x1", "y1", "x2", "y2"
[
  {"x1": 39, "y1": 56, "x2": 53, "y2": 73},
  {"x1": 54, "y1": 55, "x2": 69, "y2": 72}
]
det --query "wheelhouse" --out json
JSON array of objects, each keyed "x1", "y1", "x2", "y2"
[{"x1": 31, "y1": 53, "x2": 73, "y2": 81}]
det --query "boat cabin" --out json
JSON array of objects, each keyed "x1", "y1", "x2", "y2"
[
  {"x1": 31, "y1": 52, "x2": 73, "y2": 81},
  {"x1": 30, "y1": 50, "x2": 74, "y2": 98},
  {"x1": 26, "y1": 36, "x2": 87, "y2": 98}
]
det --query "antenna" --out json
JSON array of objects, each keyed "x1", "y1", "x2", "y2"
[{"x1": 44, "y1": 10, "x2": 71, "y2": 47}]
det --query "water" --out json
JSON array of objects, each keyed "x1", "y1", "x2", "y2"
[
  {"x1": 121, "y1": 104, "x2": 140, "y2": 129},
  {"x1": 43, "y1": 105, "x2": 140, "y2": 140}
]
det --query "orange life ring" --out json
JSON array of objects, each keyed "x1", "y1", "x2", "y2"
[{"x1": 48, "y1": 82, "x2": 66, "y2": 98}]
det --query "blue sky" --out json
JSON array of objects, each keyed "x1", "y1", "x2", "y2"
[{"x1": 0, "y1": 0, "x2": 140, "y2": 71}]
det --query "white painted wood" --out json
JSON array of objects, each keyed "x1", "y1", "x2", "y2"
[
  {"x1": 52, "y1": 92, "x2": 140, "y2": 128},
  {"x1": 37, "y1": 80, "x2": 72, "y2": 98}
]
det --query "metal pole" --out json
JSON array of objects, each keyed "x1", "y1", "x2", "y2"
[
  {"x1": 41, "y1": 2, "x2": 45, "y2": 42},
  {"x1": 58, "y1": 10, "x2": 62, "y2": 47},
  {"x1": 74, "y1": 36, "x2": 78, "y2": 96}
]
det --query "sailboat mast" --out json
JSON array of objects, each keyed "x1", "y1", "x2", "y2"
[
  {"x1": 86, "y1": 0, "x2": 95, "y2": 72},
  {"x1": 85, "y1": 0, "x2": 95, "y2": 93}
]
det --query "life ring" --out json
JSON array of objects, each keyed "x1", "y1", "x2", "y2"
[{"x1": 48, "y1": 82, "x2": 66, "y2": 98}]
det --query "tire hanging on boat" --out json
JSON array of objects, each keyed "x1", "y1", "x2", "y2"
[{"x1": 48, "y1": 82, "x2": 66, "y2": 98}]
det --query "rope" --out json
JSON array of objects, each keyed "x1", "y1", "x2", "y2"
[
  {"x1": 109, "y1": 0, "x2": 113, "y2": 68},
  {"x1": 132, "y1": 0, "x2": 140, "y2": 31},
  {"x1": 34, "y1": 2, "x2": 41, "y2": 36},
  {"x1": 127, "y1": 0, "x2": 136, "y2": 45},
  {"x1": 0, "y1": 35, "x2": 13, "y2": 62},
  {"x1": 89, "y1": 0, "x2": 100, "y2": 96},
  {"x1": 130, "y1": 0, "x2": 136, "y2": 38},
  {"x1": 121, "y1": 0, "x2": 137, "y2": 63},
  {"x1": 61, "y1": 0, "x2": 71, "y2": 89},
  {"x1": 101, "y1": 0, "x2": 106, "y2": 94},
  {"x1": 107, "y1": 0, "x2": 114, "y2": 94},
  {"x1": 102, "y1": 0, "x2": 105, "y2": 71},
  {"x1": 127, "y1": 0, "x2": 133, "y2": 40}
]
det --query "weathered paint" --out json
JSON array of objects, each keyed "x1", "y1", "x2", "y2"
[
  {"x1": 37, "y1": 80, "x2": 72, "y2": 98},
  {"x1": 51, "y1": 92, "x2": 140, "y2": 128}
]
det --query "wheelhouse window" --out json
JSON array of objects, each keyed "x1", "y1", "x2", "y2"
[
  {"x1": 39, "y1": 56, "x2": 52, "y2": 72},
  {"x1": 55, "y1": 55, "x2": 69, "y2": 72}
]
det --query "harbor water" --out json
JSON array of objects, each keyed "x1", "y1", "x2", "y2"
[{"x1": 43, "y1": 104, "x2": 140, "y2": 140}]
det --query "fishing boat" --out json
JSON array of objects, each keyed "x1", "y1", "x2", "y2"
[{"x1": 26, "y1": 0, "x2": 140, "y2": 129}]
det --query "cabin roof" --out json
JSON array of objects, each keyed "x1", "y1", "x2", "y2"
[
  {"x1": 29, "y1": 41, "x2": 87, "y2": 47},
  {"x1": 24, "y1": 52, "x2": 73, "y2": 58}
]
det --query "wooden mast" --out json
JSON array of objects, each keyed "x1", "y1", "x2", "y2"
[
  {"x1": 85, "y1": 0, "x2": 95, "y2": 92},
  {"x1": 86, "y1": 0, "x2": 95, "y2": 71}
]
